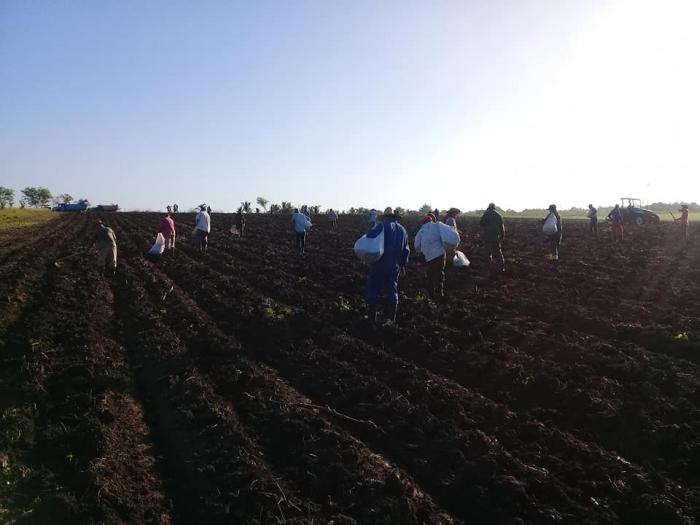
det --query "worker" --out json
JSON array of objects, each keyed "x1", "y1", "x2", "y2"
[
  {"x1": 206, "y1": 205, "x2": 212, "y2": 215},
  {"x1": 607, "y1": 204, "x2": 624, "y2": 243},
  {"x1": 367, "y1": 208, "x2": 378, "y2": 229},
  {"x1": 173, "y1": 203, "x2": 178, "y2": 213},
  {"x1": 675, "y1": 204, "x2": 690, "y2": 241},
  {"x1": 235, "y1": 207, "x2": 246, "y2": 237},
  {"x1": 89, "y1": 219, "x2": 117, "y2": 276},
  {"x1": 327, "y1": 208, "x2": 338, "y2": 229},
  {"x1": 444, "y1": 208, "x2": 460, "y2": 229},
  {"x1": 166, "y1": 205, "x2": 172, "y2": 213},
  {"x1": 415, "y1": 216, "x2": 446, "y2": 298},
  {"x1": 480, "y1": 203, "x2": 505, "y2": 272},
  {"x1": 291, "y1": 208, "x2": 312, "y2": 255},
  {"x1": 159, "y1": 213, "x2": 176, "y2": 253},
  {"x1": 543, "y1": 205, "x2": 562, "y2": 261},
  {"x1": 433, "y1": 209, "x2": 440, "y2": 222},
  {"x1": 587, "y1": 204, "x2": 598, "y2": 236},
  {"x1": 301, "y1": 205, "x2": 311, "y2": 220},
  {"x1": 193, "y1": 205, "x2": 211, "y2": 254},
  {"x1": 365, "y1": 207, "x2": 410, "y2": 324}
]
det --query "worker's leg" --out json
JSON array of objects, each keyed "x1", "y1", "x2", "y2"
[
  {"x1": 300, "y1": 231, "x2": 306, "y2": 254},
  {"x1": 365, "y1": 265, "x2": 383, "y2": 323},
  {"x1": 495, "y1": 241, "x2": 505, "y2": 271},
  {"x1": 384, "y1": 266, "x2": 401, "y2": 322},
  {"x1": 426, "y1": 255, "x2": 445, "y2": 297},
  {"x1": 201, "y1": 232, "x2": 208, "y2": 254},
  {"x1": 97, "y1": 247, "x2": 108, "y2": 272},
  {"x1": 109, "y1": 246, "x2": 117, "y2": 274}
]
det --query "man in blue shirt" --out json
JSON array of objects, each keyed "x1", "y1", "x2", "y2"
[{"x1": 365, "y1": 207, "x2": 410, "y2": 324}]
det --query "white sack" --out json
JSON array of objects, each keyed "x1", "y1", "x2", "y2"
[
  {"x1": 148, "y1": 232, "x2": 166, "y2": 255},
  {"x1": 453, "y1": 250, "x2": 470, "y2": 268},
  {"x1": 437, "y1": 222, "x2": 460, "y2": 249},
  {"x1": 543, "y1": 213, "x2": 558, "y2": 235},
  {"x1": 354, "y1": 229, "x2": 384, "y2": 264}
]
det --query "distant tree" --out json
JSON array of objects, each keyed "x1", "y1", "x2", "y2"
[
  {"x1": 0, "y1": 186, "x2": 14, "y2": 209},
  {"x1": 309, "y1": 205, "x2": 321, "y2": 215},
  {"x1": 78, "y1": 198, "x2": 90, "y2": 206},
  {"x1": 269, "y1": 203, "x2": 281, "y2": 213},
  {"x1": 21, "y1": 186, "x2": 52, "y2": 207},
  {"x1": 255, "y1": 207, "x2": 260, "y2": 214},
  {"x1": 394, "y1": 206, "x2": 406, "y2": 216},
  {"x1": 256, "y1": 197, "x2": 269, "y2": 212},
  {"x1": 58, "y1": 193, "x2": 73, "y2": 204},
  {"x1": 348, "y1": 207, "x2": 357, "y2": 214},
  {"x1": 19, "y1": 199, "x2": 26, "y2": 208},
  {"x1": 241, "y1": 201, "x2": 252, "y2": 213},
  {"x1": 281, "y1": 201, "x2": 293, "y2": 213},
  {"x1": 418, "y1": 204, "x2": 432, "y2": 215}
]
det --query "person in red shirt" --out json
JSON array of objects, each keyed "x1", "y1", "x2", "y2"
[
  {"x1": 159, "y1": 213, "x2": 176, "y2": 253},
  {"x1": 675, "y1": 204, "x2": 690, "y2": 241}
]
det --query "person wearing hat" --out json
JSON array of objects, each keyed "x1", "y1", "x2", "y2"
[
  {"x1": 415, "y1": 215, "x2": 446, "y2": 298},
  {"x1": 675, "y1": 204, "x2": 690, "y2": 241},
  {"x1": 193, "y1": 204, "x2": 211, "y2": 255},
  {"x1": 479, "y1": 203, "x2": 505, "y2": 272},
  {"x1": 88, "y1": 219, "x2": 118, "y2": 276},
  {"x1": 444, "y1": 208, "x2": 460, "y2": 229},
  {"x1": 365, "y1": 207, "x2": 410, "y2": 323},
  {"x1": 367, "y1": 208, "x2": 378, "y2": 229},
  {"x1": 543, "y1": 204, "x2": 562, "y2": 261},
  {"x1": 159, "y1": 212, "x2": 176, "y2": 253}
]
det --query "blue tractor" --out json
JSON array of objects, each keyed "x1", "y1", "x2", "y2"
[
  {"x1": 53, "y1": 199, "x2": 89, "y2": 212},
  {"x1": 620, "y1": 198, "x2": 660, "y2": 225}
]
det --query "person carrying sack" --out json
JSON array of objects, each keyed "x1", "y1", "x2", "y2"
[
  {"x1": 415, "y1": 217, "x2": 446, "y2": 298},
  {"x1": 543, "y1": 204, "x2": 562, "y2": 261},
  {"x1": 291, "y1": 208, "x2": 312, "y2": 255},
  {"x1": 365, "y1": 207, "x2": 410, "y2": 324},
  {"x1": 89, "y1": 219, "x2": 117, "y2": 276},
  {"x1": 159, "y1": 213, "x2": 176, "y2": 253},
  {"x1": 193, "y1": 205, "x2": 211, "y2": 255}
]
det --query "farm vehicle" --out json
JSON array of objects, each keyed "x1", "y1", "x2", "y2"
[
  {"x1": 53, "y1": 199, "x2": 89, "y2": 212},
  {"x1": 620, "y1": 198, "x2": 660, "y2": 225}
]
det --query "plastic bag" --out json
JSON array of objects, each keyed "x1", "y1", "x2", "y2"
[
  {"x1": 148, "y1": 232, "x2": 166, "y2": 255},
  {"x1": 230, "y1": 225, "x2": 239, "y2": 235},
  {"x1": 437, "y1": 222, "x2": 460, "y2": 249},
  {"x1": 543, "y1": 213, "x2": 558, "y2": 235},
  {"x1": 354, "y1": 229, "x2": 384, "y2": 264},
  {"x1": 453, "y1": 250, "x2": 470, "y2": 268}
]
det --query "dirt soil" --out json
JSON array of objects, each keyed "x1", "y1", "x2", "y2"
[{"x1": 1, "y1": 212, "x2": 699, "y2": 524}]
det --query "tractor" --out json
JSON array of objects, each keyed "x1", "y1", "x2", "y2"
[{"x1": 620, "y1": 198, "x2": 660, "y2": 225}]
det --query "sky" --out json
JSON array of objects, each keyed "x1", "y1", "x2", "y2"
[{"x1": 1, "y1": 0, "x2": 699, "y2": 212}]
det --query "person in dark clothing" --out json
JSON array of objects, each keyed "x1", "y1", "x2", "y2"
[
  {"x1": 365, "y1": 207, "x2": 410, "y2": 324},
  {"x1": 235, "y1": 207, "x2": 246, "y2": 237},
  {"x1": 607, "y1": 204, "x2": 624, "y2": 243},
  {"x1": 587, "y1": 204, "x2": 598, "y2": 236},
  {"x1": 479, "y1": 203, "x2": 505, "y2": 272},
  {"x1": 675, "y1": 204, "x2": 690, "y2": 241},
  {"x1": 173, "y1": 203, "x2": 179, "y2": 213},
  {"x1": 89, "y1": 219, "x2": 118, "y2": 276}
]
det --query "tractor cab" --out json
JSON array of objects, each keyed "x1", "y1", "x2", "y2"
[{"x1": 620, "y1": 197, "x2": 660, "y2": 225}]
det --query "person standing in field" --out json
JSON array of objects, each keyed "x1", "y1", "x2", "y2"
[
  {"x1": 166, "y1": 204, "x2": 172, "y2": 213},
  {"x1": 234, "y1": 207, "x2": 246, "y2": 237},
  {"x1": 291, "y1": 208, "x2": 312, "y2": 255},
  {"x1": 193, "y1": 205, "x2": 211, "y2": 255},
  {"x1": 444, "y1": 208, "x2": 460, "y2": 229},
  {"x1": 301, "y1": 205, "x2": 311, "y2": 220},
  {"x1": 543, "y1": 204, "x2": 562, "y2": 261},
  {"x1": 327, "y1": 208, "x2": 338, "y2": 229},
  {"x1": 607, "y1": 204, "x2": 624, "y2": 243},
  {"x1": 587, "y1": 204, "x2": 598, "y2": 236},
  {"x1": 159, "y1": 213, "x2": 176, "y2": 253},
  {"x1": 480, "y1": 203, "x2": 505, "y2": 272},
  {"x1": 415, "y1": 216, "x2": 446, "y2": 298},
  {"x1": 89, "y1": 219, "x2": 117, "y2": 276},
  {"x1": 367, "y1": 208, "x2": 378, "y2": 229},
  {"x1": 365, "y1": 207, "x2": 410, "y2": 324},
  {"x1": 675, "y1": 204, "x2": 690, "y2": 241},
  {"x1": 173, "y1": 203, "x2": 178, "y2": 213}
]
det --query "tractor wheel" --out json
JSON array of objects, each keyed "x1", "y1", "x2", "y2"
[{"x1": 634, "y1": 216, "x2": 644, "y2": 226}]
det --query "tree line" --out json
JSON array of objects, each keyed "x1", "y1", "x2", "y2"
[{"x1": 0, "y1": 187, "x2": 88, "y2": 209}]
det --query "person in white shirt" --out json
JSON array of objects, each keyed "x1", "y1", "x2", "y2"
[
  {"x1": 367, "y1": 209, "x2": 378, "y2": 229},
  {"x1": 193, "y1": 205, "x2": 211, "y2": 254},
  {"x1": 327, "y1": 208, "x2": 338, "y2": 229},
  {"x1": 291, "y1": 208, "x2": 312, "y2": 255},
  {"x1": 414, "y1": 216, "x2": 446, "y2": 298}
]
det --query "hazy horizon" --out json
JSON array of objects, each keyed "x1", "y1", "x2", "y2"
[{"x1": 2, "y1": 1, "x2": 699, "y2": 211}]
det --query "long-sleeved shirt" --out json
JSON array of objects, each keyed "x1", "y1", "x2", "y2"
[
  {"x1": 367, "y1": 218, "x2": 409, "y2": 268},
  {"x1": 414, "y1": 222, "x2": 445, "y2": 262},
  {"x1": 367, "y1": 210, "x2": 378, "y2": 227},
  {"x1": 480, "y1": 210, "x2": 505, "y2": 242},
  {"x1": 445, "y1": 216, "x2": 457, "y2": 229},
  {"x1": 94, "y1": 226, "x2": 117, "y2": 249},
  {"x1": 587, "y1": 207, "x2": 598, "y2": 220},
  {"x1": 608, "y1": 208, "x2": 623, "y2": 224},
  {"x1": 195, "y1": 210, "x2": 211, "y2": 232},
  {"x1": 159, "y1": 217, "x2": 175, "y2": 236},
  {"x1": 292, "y1": 212, "x2": 311, "y2": 233},
  {"x1": 679, "y1": 210, "x2": 689, "y2": 225}
]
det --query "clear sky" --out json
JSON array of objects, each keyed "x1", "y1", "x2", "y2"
[{"x1": 1, "y1": 0, "x2": 698, "y2": 212}]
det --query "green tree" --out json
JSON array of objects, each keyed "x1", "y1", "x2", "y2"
[
  {"x1": 281, "y1": 201, "x2": 293, "y2": 213},
  {"x1": 256, "y1": 196, "x2": 269, "y2": 212},
  {"x1": 0, "y1": 186, "x2": 14, "y2": 209},
  {"x1": 394, "y1": 206, "x2": 406, "y2": 216},
  {"x1": 58, "y1": 193, "x2": 73, "y2": 204},
  {"x1": 309, "y1": 205, "x2": 321, "y2": 215},
  {"x1": 241, "y1": 201, "x2": 252, "y2": 213},
  {"x1": 269, "y1": 203, "x2": 281, "y2": 213},
  {"x1": 21, "y1": 186, "x2": 52, "y2": 207},
  {"x1": 418, "y1": 203, "x2": 432, "y2": 215}
]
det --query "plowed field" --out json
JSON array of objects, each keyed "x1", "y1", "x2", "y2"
[{"x1": 1, "y1": 212, "x2": 699, "y2": 525}]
